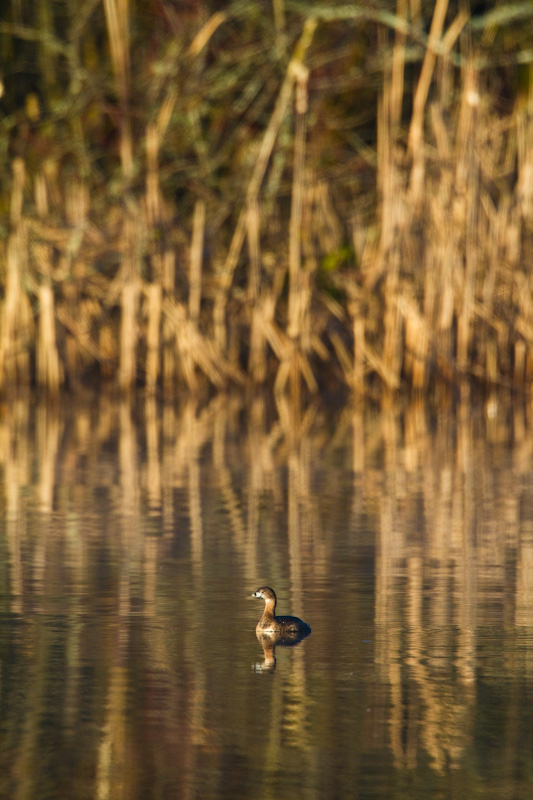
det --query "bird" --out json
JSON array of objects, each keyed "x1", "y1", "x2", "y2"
[{"x1": 251, "y1": 586, "x2": 311, "y2": 637}]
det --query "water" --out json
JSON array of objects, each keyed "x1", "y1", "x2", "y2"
[{"x1": 0, "y1": 391, "x2": 533, "y2": 799}]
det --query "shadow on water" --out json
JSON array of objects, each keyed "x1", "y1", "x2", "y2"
[{"x1": 1, "y1": 389, "x2": 533, "y2": 798}]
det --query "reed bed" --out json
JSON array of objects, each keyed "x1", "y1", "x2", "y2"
[{"x1": 1, "y1": 1, "x2": 533, "y2": 396}]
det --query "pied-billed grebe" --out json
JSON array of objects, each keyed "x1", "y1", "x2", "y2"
[{"x1": 251, "y1": 587, "x2": 311, "y2": 637}]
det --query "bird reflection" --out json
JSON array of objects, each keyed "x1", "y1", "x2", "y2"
[{"x1": 253, "y1": 628, "x2": 311, "y2": 673}]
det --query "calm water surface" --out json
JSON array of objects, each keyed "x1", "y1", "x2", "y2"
[{"x1": 0, "y1": 392, "x2": 533, "y2": 799}]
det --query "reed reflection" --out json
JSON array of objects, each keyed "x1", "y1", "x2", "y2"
[
  {"x1": 372, "y1": 391, "x2": 533, "y2": 780},
  {"x1": 0, "y1": 391, "x2": 532, "y2": 798}
]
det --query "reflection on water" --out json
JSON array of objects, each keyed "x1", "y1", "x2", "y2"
[
  {"x1": 254, "y1": 630, "x2": 312, "y2": 674},
  {"x1": 1, "y1": 391, "x2": 533, "y2": 798}
]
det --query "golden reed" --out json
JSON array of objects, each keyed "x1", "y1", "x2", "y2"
[{"x1": 1, "y1": 4, "x2": 532, "y2": 396}]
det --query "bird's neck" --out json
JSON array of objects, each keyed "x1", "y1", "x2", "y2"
[{"x1": 262, "y1": 598, "x2": 276, "y2": 619}]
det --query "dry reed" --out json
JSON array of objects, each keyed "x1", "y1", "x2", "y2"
[{"x1": 1, "y1": 3, "x2": 532, "y2": 397}]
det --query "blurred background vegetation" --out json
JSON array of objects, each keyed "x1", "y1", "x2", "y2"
[{"x1": 1, "y1": 0, "x2": 533, "y2": 396}]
